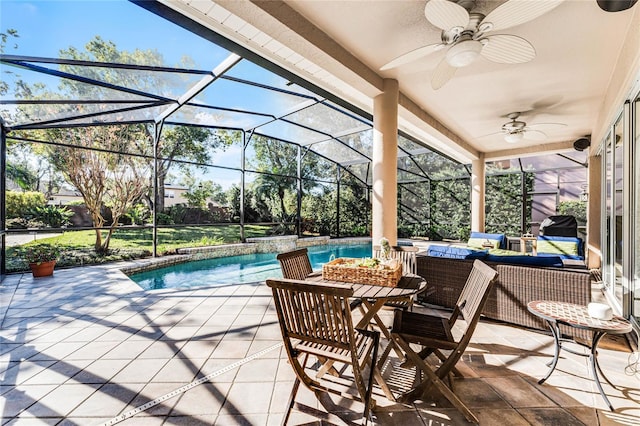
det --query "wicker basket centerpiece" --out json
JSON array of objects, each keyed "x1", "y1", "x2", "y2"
[{"x1": 322, "y1": 257, "x2": 402, "y2": 287}]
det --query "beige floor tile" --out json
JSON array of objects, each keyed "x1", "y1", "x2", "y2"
[
  {"x1": 485, "y1": 376, "x2": 556, "y2": 408},
  {"x1": 111, "y1": 358, "x2": 171, "y2": 384},
  {"x1": 122, "y1": 382, "x2": 184, "y2": 417},
  {"x1": 68, "y1": 382, "x2": 145, "y2": 417},
  {"x1": 597, "y1": 409, "x2": 640, "y2": 425},
  {"x1": 21, "y1": 359, "x2": 92, "y2": 385},
  {"x1": 565, "y1": 406, "x2": 599, "y2": 425},
  {"x1": 3, "y1": 417, "x2": 62, "y2": 425},
  {"x1": 1, "y1": 360, "x2": 57, "y2": 386},
  {"x1": 151, "y1": 357, "x2": 207, "y2": 383},
  {"x1": 234, "y1": 358, "x2": 279, "y2": 383},
  {"x1": 214, "y1": 413, "x2": 269, "y2": 426},
  {"x1": 475, "y1": 408, "x2": 531, "y2": 426},
  {"x1": 0, "y1": 384, "x2": 58, "y2": 417},
  {"x1": 102, "y1": 339, "x2": 154, "y2": 360},
  {"x1": 222, "y1": 382, "x2": 278, "y2": 415},
  {"x1": 198, "y1": 358, "x2": 243, "y2": 383},
  {"x1": 71, "y1": 358, "x2": 130, "y2": 384},
  {"x1": 136, "y1": 340, "x2": 185, "y2": 359},
  {"x1": 174, "y1": 338, "x2": 219, "y2": 359},
  {"x1": 161, "y1": 414, "x2": 217, "y2": 425},
  {"x1": 517, "y1": 407, "x2": 592, "y2": 426},
  {"x1": 170, "y1": 382, "x2": 232, "y2": 415},
  {"x1": 20, "y1": 383, "x2": 97, "y2": 418},
  {"x1": 450, "y1": 377, "x2": 511, "y2": 409},
  {"x1": 529, "y1": 372, "x2": 598, "y2": 407}
]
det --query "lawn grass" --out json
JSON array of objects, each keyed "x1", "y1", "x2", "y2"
[{"x1": 6, "y1": 225, "x2": 273, "y2": 272}]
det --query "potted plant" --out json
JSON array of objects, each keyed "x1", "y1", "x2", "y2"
[{"x1": 25, "y1": 244, "x2": 60, "y2": 277}]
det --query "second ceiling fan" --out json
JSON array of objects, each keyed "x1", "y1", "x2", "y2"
[
  {"x1": 380, "y1": 0, "x2": 563, "y2": 89},
  {"x1": 488, "y1": 111, "x2": 566, "y2": 143}
]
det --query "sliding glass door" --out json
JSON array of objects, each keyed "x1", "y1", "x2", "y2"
[
  {"x1": 602, "y1": 112, "x2": 625, "y2": 312},
  {"x1": 634, "y1": 96, "x2": 640, "y2": 326}
]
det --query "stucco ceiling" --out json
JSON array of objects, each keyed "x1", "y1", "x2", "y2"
[{"x1": 164, "y1": 0, "x2": 639, "y2": 163}]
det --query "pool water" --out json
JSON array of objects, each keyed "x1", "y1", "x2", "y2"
[{"x1": 131, "y1": 243, "x2": 372, "y2": 290}]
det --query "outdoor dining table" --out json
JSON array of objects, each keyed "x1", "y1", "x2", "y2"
[{"x1": 305, "y1": 271, "x2": 428, "y2": 400}]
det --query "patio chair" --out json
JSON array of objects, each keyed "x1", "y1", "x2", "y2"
[
  {"x1": 389, "y1": 259, "x2": 498, "y2": 423},
  {"x1": 276, "y1": 248, "x2": 313, "y2": 280},
  {"x1": 266, "y1": 278, "x2": 380, "y2": 425},
  {"x1": 373, "y1": 244, "x2": 420, "y2": 309}
]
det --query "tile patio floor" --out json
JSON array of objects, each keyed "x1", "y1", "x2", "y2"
[{"x1": 1, "y1": 262, "x2": 639, "y2": 425}]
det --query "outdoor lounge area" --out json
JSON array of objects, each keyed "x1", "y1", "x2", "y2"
[{"x1": 2, "y1": 0, "x2": 640, "y2": 424}]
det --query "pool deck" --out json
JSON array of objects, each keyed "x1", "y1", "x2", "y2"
[{"x1": 1, "y1": 261, "x2": 639, "y2": 425}]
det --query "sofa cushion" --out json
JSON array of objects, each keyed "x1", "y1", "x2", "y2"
[
  {"x1": 467, "y1": 232, "x2": 506, "y2": 250},
  {"x1": 537, "y1": 236, "x2": 584, "y2": 260},
  {"x1": 427, "y1": 245, "x2": 488, "y2": 260}
]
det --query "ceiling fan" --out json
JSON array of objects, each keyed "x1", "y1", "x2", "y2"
[
  {"x1": 380, "y1": 0, "x2": 563, "y2": 89},
  {"x1": 493, "y1": 112, "x2": 566, "y2": 143}
]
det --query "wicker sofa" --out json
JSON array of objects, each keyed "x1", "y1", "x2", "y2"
[{"x1": 416, "y1": 255, "x2": 593, "y2": 339}]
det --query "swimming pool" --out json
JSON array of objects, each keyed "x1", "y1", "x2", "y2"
[{"x1": 130, "y1": 243, "x2": 372, "y2": 290}]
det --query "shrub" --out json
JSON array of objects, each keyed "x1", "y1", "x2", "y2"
[
  {"x1": 6, "y1": 191, "x2": 46, "y2": 219},
  {"x1": 33, "y1": 205, "x2": 74, "y2": 228},
  {"x1": 558, "y1": 200, "x2": 587, "y2": 225},
  {"x1": 126, "y1": 203, "x2": 151, "y2": 225},
  {"x1": 156, "y1": 212, "x2": 174, "y2": 225}
]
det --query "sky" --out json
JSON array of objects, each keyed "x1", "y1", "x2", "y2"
[
  {"x1": 0, "y1": 0, "x2": 316, "y2": 190},
  {"x1": 1, "y1": 0, "x2": 228, "y2": 67}
]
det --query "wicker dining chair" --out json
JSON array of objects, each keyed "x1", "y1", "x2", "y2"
[
  {"x1": 276, "y1": 248, "x2": 313, "y2": 280},
  {"x1": 267, "y1": 278, "x2": 380, "y2": 425},
  {"x1": 390, "y1": 259, "x2": 498, "y2": 424}
]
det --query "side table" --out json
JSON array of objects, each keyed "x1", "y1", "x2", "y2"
[
  {"x1": 527, "y1": 300, "x2": 632, "y2": 411},
  {"x1": 519, "y1": 236, "x2": 537, "y2": 255}
]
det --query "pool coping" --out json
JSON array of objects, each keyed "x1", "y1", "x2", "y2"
[{"x1": 120, "y1": 236, "x2": 373, "y2": 276}]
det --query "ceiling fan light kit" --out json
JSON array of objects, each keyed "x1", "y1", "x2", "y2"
[
  {"x1": 504, "y1": 132, "x2": 524, "y2": 143},
  {"x1": 445, "y1": 39, "x2": 482, "y2": 67}
]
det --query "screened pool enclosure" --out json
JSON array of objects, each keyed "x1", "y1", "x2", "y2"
[{"x1": 0, "y1": 1, "x2": 586, "y2": 273}]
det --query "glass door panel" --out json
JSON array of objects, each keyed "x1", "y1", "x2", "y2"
[
  {"x1": 603, "y1": 132, "x2": 613, "y2": 291},
  {"x1": 634, "y1": 97, "x2": 640, "y2": 324},
  {"x1": 613, "y1": 114, "x2": 624, "y2": 309}
]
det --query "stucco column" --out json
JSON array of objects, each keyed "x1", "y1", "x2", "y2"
[
  {"x1": 471, "y1": 155, "x2": 485, "y2": 233},
  {"x1": 587, "y1": 154, "x2": 602, "y2": 269},
  {"x1": 372, "y1": 79, "x2": 399, "y2": 246}
]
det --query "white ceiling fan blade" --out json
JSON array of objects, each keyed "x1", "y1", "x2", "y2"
[
  {"x1": 527, "y1": 122, "x2": 567, "y2": 130},
  {"x1": 380, "y1": 43, "x2": 444, "y2": 70},
  {"x1": 523, "y1": 129, "x2": 547, "y2": 141},
  {"x1": 481, "y1": 0, "x2": 563, "y2": 32},
  {"x1": 424, "y1": 0, "x2": 469, "y2": 31},
  {"x1": 431, "y1": 57, "x2": 457, "y2": 90},
  {"x1": 477, "y1": 130, "x2": 506, "y2": 139},
  {"x1": 481, "y1": 34, "x2": 535, "y2": 64}
]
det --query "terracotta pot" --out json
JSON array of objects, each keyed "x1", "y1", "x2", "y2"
[{"x1": 29, "y1": 260, "x2": 56, "y2": 277}]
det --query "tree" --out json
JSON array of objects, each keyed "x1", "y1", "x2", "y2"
[
  {"x1": 46, "y1": 125, "x2": 150, "y2": 253},
  {"x1": 179, "y1": 168, "x2": 224, "y2": 209},
  {"x1": 250, "y1": 136, "x2": 298, "y2": 222},
  {"x1": 0, "y1": 29, "x2": 19, "y2": 96},
  {"x1": 156, "y1": 126, "x2": 234, "y2": 212},
  {"x1": 54, "y1": 37, "x2": 236, "y2": 213},
  {"x1": 250, "y1": 135, "x2": 327, "y2": 224}
]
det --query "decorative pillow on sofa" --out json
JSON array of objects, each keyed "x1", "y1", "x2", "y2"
[
  {"x1": 427, "y1": 245, "x2": 488, "y2": 260},
  {"x1": 537, "y1": 236, "x2": 584, "y2": 260},
  {"x1": 467, "y1": 232, "x2": 506, "y2": 250}
]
